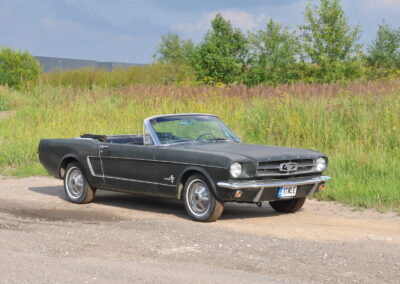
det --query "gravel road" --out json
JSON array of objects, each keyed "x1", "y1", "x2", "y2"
[{"x1": 0, "y1": 177, "x2": 399, "y2": 283}]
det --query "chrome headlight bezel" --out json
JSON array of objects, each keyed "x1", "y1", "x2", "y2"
[
  {"x1": 230, "y1": 163, "x2": 242, "y2": 178},
  {"x1": 316, "y1": 157, "x2": 327, "y2": 172}
]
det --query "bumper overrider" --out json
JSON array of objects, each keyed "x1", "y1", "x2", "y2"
[{"x1": 217, "y1": 176, "x2": 331, "y2": 202}]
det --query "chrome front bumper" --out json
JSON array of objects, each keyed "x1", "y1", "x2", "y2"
[{"x1": 217, "y1": 176, "x2": 331, "y2": 190}]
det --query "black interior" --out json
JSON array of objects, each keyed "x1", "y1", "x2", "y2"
[
  {"x1": 156, "y1": 132, "x2": 183, "y2": 143},
  {"x1": 81, "y1": 134, "x2": 144, "y2": 145}
]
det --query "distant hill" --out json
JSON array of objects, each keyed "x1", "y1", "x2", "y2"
[{"x1": 35, "y1": 56, "x2": 143, "y2": 72}]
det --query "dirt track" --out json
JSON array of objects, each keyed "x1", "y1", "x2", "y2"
[{"x1": 0, "y1": 177, "x2": 399, "y2": 283}]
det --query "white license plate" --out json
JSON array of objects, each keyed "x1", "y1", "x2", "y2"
[{"x1": 277, "y1": 186, "x2": 297, "y2": 198}]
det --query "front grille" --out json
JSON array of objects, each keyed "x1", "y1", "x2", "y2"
[{"x1": 256, "y1": 159, "x2": 316, "y2": 177}]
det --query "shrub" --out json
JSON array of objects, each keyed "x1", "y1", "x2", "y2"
[
  {"x1": 0, "y1": 47, "x2": 42, "y2": 89},
  {"x1": 365, "y1": 22, "x2": 400, "y2": 79}
]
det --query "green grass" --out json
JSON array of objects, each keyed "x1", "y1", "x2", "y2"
[
  {"x1": 0, "y1": 87, "x2": 10, "y2": 111},
  {"x1": 0, "y1": 81, "x2": 399, "y2": 212}
]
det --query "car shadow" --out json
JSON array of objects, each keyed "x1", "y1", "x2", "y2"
[
  {"x1": 29, "y1": 185, "x2": 65, "y2": 198},
  {"x1": 28, "y1": 185, "x2": 285, "y2": 221},
  {"x1": 94, "y1": 191, "x2": 189, "y2": 219}
]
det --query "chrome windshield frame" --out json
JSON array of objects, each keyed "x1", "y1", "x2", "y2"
[
  {"x1": 143, "y1": 118, "x2": 161, "y2": 146},
  {"x1": 143, "y1": 113, "x2": 241, "y2": 146}
]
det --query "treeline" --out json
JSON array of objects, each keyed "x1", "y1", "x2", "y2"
[
  {"x1": 1, "y1": 0, "x2": 399, "y2": 89},
  {"x1": 155, "y1": 0, "x2": 400, "y2": 85}
]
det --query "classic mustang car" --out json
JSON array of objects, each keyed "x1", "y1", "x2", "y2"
[{"x1": 39, "y1": 113, "x2": 330, "y2": 222}]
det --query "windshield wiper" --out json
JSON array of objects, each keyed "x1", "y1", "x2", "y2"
[
  {"x1": 168, "y1": 138, "x2": 237, "y2": 144},
  {"x1": 168, "y1": 139, "x2": 200, "y2": 144},
  {"x1": 206, "y1": 138, "x2": 237, "y2": 142}
]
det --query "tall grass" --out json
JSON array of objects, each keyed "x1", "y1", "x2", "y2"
[
  {"x1": 0, "y1": 81, "x2": 399, "y2": 211},
  {"x1": 39, "y1": 63, "x2": 195, "y2": 88},
  {"x1": 0, "y1": 87, "x2": 10, "y2": 111}
]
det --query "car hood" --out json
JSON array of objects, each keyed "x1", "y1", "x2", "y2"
[{"x1": 172, "y1": 142, "x2": 325, "y2": 162}]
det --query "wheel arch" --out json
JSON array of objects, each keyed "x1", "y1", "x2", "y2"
[
  {"x1": 58, "y1": 154, "x2": 82, "y2": 179},
  {"x1": 177, "y1": 166, "x2": 218, "y2": 200}
]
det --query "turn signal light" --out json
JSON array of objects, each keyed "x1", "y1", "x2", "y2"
[
  {"x1": 235, "y1": 190, "x2": 242, "y2": 198},
  {"x1": 319, "y1": 184, "x2": 325, "y2": 191}
]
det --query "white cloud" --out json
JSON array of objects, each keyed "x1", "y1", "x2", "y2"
[
  {"x1": 362, "y1": 0, "x2": 400, "y2": 12},
  {"x1": 206, "y1": 10, "x2": 262, "y2": 31},
  {"x1": 173, "y1": 10, "x2": 267, "y2": 33}
]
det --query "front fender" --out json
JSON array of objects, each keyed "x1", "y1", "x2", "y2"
[
  {"x1": 177, "y1": 166, "x2": 219, "y2": 197},
  {"x1": 177, "y1": 166, "x2": 231, "y2": 201}
]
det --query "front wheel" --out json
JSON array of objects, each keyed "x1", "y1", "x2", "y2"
[
  {"x1": 64, "y1": 162, "x2": 95, "y2": 204},
  {"x1": 183, "y1": 174, "x2": 224, "y2": 222},
  {"x1": 269, "y1": 197, "x2": 306, "y2": 213}
]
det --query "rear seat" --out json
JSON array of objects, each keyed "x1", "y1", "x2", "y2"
[
  {"x1": 80, "y1": 134, "x2": 144, "y2": 145},
  {"x1": 105, "y1": 136, "x2": 144, "y2": 145}
]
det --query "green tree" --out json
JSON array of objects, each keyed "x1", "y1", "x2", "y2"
[
  {"x1": 190, "y1": 13, "x2": 248, "y2": 84},
  {"x1": 0, "y1": 47, "x2": 41, "y2": 89},
  {"x1": 155, "y1": 33, "x2": 195, "y2": 84},
  {"x1": 366, "y1": 21, "x2": 400, "y2": 73},
  {"x1": 156, "y1": 32, "x2": 194, "y2": 66},
  {"x1": 248, "y1": 19, "x2": 300, "y2": 85},
  {"x1": 299, "y1": 0, "x2": 362, "y2": 82}
]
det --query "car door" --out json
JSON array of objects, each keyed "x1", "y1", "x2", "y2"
[
  {"x1": 98, "y1": 143, "x2": 158, "y2": 196},
  {"x1": 154, "y1": 147, "x2": 187, "y2": 199}
]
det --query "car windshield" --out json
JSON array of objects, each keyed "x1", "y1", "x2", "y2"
[{"x1": 149, "y1": 115, "x2": 240, "y2": 145}]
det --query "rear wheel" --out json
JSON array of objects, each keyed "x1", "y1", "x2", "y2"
[
  {"x1": 63, "y1": 162, "x2": 95, "y2": 204},
  {"x1": 269, "y1": 197, "x2": 306, "y2": 213},
  {"x1": 183, "y1": 174, "x2": 224, "y2": 222}
]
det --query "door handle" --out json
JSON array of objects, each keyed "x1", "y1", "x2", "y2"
[{"x1": 99, "y1": 145, "x2": 109, "y2": 150}]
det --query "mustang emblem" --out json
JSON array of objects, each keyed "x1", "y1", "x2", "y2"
[
  {"x1": 279, "y1": 162, "x2": 298, "y2": 172},
  {"x1": 164, "y1": 174, "x2": 175, "y2": 184}
]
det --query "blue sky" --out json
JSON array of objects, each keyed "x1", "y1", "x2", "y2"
[{"x1": 1, "y1": 0, "x2": 399, "y2": 64}]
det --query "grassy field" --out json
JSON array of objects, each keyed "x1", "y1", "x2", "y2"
[{"x1": 0, "y1": 81, "x2": 399, "y2": 211}]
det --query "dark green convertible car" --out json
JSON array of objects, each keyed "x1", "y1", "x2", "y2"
[{"x1": 39, "y1": 113, "x2": 330, "y2": 222}]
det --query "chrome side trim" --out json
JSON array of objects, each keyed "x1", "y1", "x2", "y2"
[
  {"x1": 86, "y1": 156, "x2": 97, "y2": 176},
  {"x1": 217, "y1": 176, "x2": 331, "y2": 190},
  {"x1": 101, "y1": 175, "x2": 176, "y2": 187},
  {"x1": 86, "y1": 156, "x2": 175, "y2": 187},
  {"x1": 87, "y1": 155, "x2": 225, "y2": 169}
]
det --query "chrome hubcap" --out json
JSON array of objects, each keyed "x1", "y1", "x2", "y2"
[
  {"x1": 66, "y1": 168, "x2": 85, "y2": 198},
  {"x1": 187, "y1": 180, "x2": 210, "y2": 215}
]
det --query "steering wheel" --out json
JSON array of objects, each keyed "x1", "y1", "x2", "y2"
[{"x1": 196, "y1": 133, "x2": 217, "y2": 140}]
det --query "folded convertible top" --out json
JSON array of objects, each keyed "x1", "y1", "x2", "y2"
[{"x1": 81, "y1": 134, "x2": 107, "y2": 142}]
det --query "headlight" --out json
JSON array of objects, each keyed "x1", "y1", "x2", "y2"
[
  {"x1": 230, "y1": 163, "x2": 242, "y2": 178},
  {"x1": 316, "y1": 158, "x2": 327, "y2": 172}
]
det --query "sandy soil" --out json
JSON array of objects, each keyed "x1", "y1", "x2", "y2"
[{"x1": 0, "y1": 176, "x2": 399, "y2": 283}]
